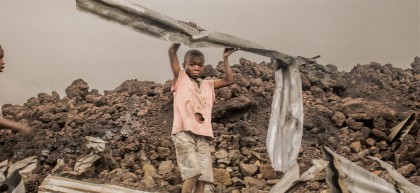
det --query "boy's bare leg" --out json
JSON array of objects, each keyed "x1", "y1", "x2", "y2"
[
  {"x1": 182, "y1": 175, "x2": 200, "y2": 193},
  {"x1": 193, "y1": 180, "x2": 205, "y2": 193}
]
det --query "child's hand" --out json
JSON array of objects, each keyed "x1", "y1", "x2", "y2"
[
  {"x1": 169, "y1": 43, "x2": 181, "y2": 53},
  {"x1": 17, "y1": 124, "x2": 33, "y2": 136},
  {"x1": 223, "y1": 48, "x2": 240, "y2": 58}
]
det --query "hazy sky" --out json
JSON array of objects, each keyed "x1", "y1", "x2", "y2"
[{"x1": 0, "y1": 0, "x2": 419, "y2": 105}]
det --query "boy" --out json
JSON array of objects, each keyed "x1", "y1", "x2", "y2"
[
  {"x1": 168, "y1": 43, "x2": 239, "y2": 193},
  {"x1": 0, "y1": 45, "x2": 32, "y2": 135}
]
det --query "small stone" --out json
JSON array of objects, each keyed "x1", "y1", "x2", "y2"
[
  {"x1": 213, "y1": 168, "x2": 232, "y2": 185},
  {"x1": 259, "y1": 165, "x2": 276, "y2": 179},
  {"x1": 215, "y1": 149, "x2": 229, "y2": 159},
  {"x1": 350, "y1": 141, "x2": 362, "y2": 153},
  {"x1": 240, "y1": 163, "x2": 258, "y2": 176},
  {"x1": 158, "y1": 161, "x2": 174, "y2": 175},
  {"x1": 365, "y1": 138, "x2": 376, "y2": 147},
  {"x1": 397, "y1": 163, "x2": 416, "y2": 177}
]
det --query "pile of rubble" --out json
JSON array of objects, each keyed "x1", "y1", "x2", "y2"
[{"x1": 1, "y1": 57, "x2": 419, "y2": 192}]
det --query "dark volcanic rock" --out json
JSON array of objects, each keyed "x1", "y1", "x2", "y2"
[
  {"x1": 1, "y1": 57, "x2": 419, "y2": 192},
  {"x1": 65, "y1": 79, "x2": 89, "y2": 99}
]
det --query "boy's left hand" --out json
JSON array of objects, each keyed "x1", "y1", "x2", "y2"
[{"x1": 223, "y1": 48, "x2": 240, "y2": 58}]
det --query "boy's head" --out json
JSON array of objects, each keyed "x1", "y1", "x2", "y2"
[
  {"x1": 183, "y1": 49, "x2": 205, "y2": 79},
  {"x1": 0, "y1": 45, "x2": 4, "y2": 73}
]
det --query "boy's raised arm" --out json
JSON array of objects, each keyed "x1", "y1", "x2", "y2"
[
  {"x1": 168, "y1": 43, "x2": 181, "y2": 81},
  {"x1": 214, "y1": 48, "x2": 239, "y2": 89}
]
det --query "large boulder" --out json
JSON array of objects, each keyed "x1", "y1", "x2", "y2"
[{"x1": 65, "y1": 79, "x2": 89, "y2": 99}]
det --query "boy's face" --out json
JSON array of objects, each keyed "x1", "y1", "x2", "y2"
[
  {"x1": 0, "y1": 48, "x2": 4, "y2": 73},
  {"x1": 184, "y1": 55, "x2": 204, "y2": 79}
]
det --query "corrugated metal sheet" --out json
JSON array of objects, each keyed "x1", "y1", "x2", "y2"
[
  {"x1": 38, "y1": 175, "x2": 154, "y2": 193},
  {"x1": 75, "y1": 0, "x2": 293, "y2": 65},
  {"x1": 323, "y1": 146, "x2": 397, "y2": 193}
]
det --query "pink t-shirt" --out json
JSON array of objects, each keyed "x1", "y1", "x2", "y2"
[{"x1": 172, "y1": 70, "x2": 215, "y2": 138}]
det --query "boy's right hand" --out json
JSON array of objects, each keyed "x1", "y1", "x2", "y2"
[
  {"x1": 168, "y1": 43, "x2": 182, "y2": 80},
  {"x1": 169, "y1": 43, "x2": 181, "y2": 54}
]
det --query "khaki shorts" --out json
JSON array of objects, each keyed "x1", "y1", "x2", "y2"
[{"x1": 172, "y1": 131, "x2": 214, "y2": 183}]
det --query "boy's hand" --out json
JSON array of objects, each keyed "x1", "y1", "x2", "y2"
[
  {"x1": 214, "y1": 48, "x2": 238, "y2": 89},
  {"x1": 223, "y1": 48, "x2": 240, "y2": 59},
  {"x1": 169, "y1": 43, "x2": 181, "y2": 53},
  {"x1": 168, "y1": 43, "x2": 181, "y2": 80}
]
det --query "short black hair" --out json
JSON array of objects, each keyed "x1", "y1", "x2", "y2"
[{"x1": 184, "y1": 49, "x2": 204, "y2": 63}]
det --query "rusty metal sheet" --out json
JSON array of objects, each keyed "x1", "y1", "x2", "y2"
[
  {"x1": 322, "y1": 146, "x2": 397, "y2": 193},
  {"x1": 75, "y1": 0, "x2": 293, "y2": 65},
  {"x1": 38, "y1": 175, "x2": 154, "y2": 193}
]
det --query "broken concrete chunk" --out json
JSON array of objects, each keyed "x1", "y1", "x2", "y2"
[
  {"x1": 72, "y1": 153, "x2": 101, "y2": 175},
  {"x1": 7, "y1": 156, "x2": 37, "y2": 179},
  {"x1": 85, "y1": 136, "x2": 107, "y2": 153}
]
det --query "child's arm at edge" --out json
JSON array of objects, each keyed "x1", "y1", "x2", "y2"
[
  {"x1": 214, "y1": 48, "x2": 240, "y2": 89},
  {"x1": 168, "y1": 43, "x2": 181, "y2": 82},
  {"x1": 0, "y1": 117, "x2": 32, "y2": 136}
]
